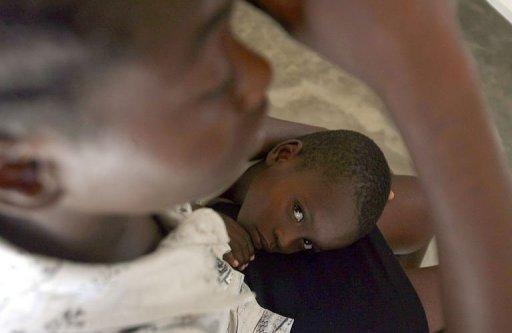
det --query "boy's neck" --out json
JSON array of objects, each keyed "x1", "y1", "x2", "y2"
[
  {"x1": 0, "y1": 209, "x2": 161, "y2": 263},
  {"x1": 223, "y1": 161, "x2": 266, "y2": 205}
]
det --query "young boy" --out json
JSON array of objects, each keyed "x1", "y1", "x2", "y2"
[{"x1": 216, "y1": 130, "x2": 394, "y2": 270}]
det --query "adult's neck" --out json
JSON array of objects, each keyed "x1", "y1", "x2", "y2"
[{"x1": 0, "y1": 208, "x2": 161, "y2": 263}]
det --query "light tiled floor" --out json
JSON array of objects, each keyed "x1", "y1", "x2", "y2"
[{"x1": 232, "y1": 0, "x2": 512, "y2": 267}]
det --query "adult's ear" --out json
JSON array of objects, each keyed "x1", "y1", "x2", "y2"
[
  {"x1": 265, "y1": 139, "x2": 303, "y2": 166},
  {"x1": 0, "y1": 140, "x2": 62, "y2": 209}
]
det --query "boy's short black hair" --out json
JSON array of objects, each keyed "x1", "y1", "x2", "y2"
[{"x1": 296, "y1": 130, "x2": 391, "y2": 238}]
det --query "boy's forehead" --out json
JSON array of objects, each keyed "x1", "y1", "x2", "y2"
[
  {"x1": 312, "y1": 211, "x2": 358, "y2": 251},
  {"x1": 304, "y1": 179, "x2": 358, "y2": 250},
  {"x1": 300, "y1": 171, "x2": 354, "y2": 203}
]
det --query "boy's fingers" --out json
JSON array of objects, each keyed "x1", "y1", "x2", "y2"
[
  {"x1": 232, "y1": 234, "x2": 251, "y2": 264},
  {"x1": 235, "y1": 228, "x2": 254, "y2": 261},
  {"x1": 223, "y1": 251, "x2": 239, "y2": 268},
  {"x1": 244, "y1": 242, "x2": 254, "y2": 262},
  {"x1": 244, "y1": 240, "x2": 254, "y2": 263},
  {"x1": 244, "y1": 233, "x2": 255, "y2": 255},
  {"x1": 229, "y1": 227, "x2": 255, "y2": 265},
  {"x1": 237, "y1": 245, "x2": 250, "y2": 265},
  {"x1": 228, "y1": 249, "x2": 242, "y2": 268},
  {"x1": 231, "y1": 241, "x2": 249, "y2": 265}
]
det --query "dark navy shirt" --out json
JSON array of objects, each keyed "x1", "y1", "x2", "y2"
[{"x1": 211, "y1": 202, "x2": 428, "y2": 333}]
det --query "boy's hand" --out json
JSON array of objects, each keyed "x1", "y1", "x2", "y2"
[{"x1": 220, "y1": 214, "x2": 255, "y2": 270}]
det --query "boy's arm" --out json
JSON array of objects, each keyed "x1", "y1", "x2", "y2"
[
  {"x1": 217, "y1": 211, "x2": 255, "y2": 271},
  {"x1": 378, "y1": 175, "x2": 433, "y2": 256},
  {"x1": 406, "y1": 266, "x2": 444, "y2": 333}
]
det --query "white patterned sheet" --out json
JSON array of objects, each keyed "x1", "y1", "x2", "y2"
[{"x1": 0, "y1": 207, "x2": 292, "y2": 333}]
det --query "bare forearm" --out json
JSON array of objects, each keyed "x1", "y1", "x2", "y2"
[
  {"x1": 250, "y1": 2, "x2": 512, "y2": 328},
  {"x1": 301, "y1": 1, "x2": 512, "y2": 329},
  {"x1": 301, "y1": 1, "x2": 512, "y2": 328},
  {"x1": 252, "y1": 116, "x2": 325, "y2": 159},
  {"x1": 380, "y1": 28, "x2": 512, "y2": 332},
  {"x1": 223, "y1": 116, "x2": 325, "y2": 203}
]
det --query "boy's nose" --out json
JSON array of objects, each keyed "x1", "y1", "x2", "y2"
[{"x1": 274, "y1": 228, "x2": 300, "y2": 254}]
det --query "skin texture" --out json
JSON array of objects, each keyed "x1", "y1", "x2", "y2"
[
  {"x1": 243, "y1": 121, "x2": 434, "y2": 260},
  {"x1": 253, "y1": 0, "x2": 512, "y2": 331},
  {"x1": 222, "y1": 135, "x2": 399, "y2": 269},
  {"x1": 221, "y1": 121, "x2": 443, "y2": 328},
  {"x1": 220, "y1": 213, "x2": 255, "y2": 270},
  {"x1": 237, "y1": 141, "x2": 359, "y2": 254},
  {"x1": 220, "y1": 126, "x2": 442, "y2": 329},
  {"x1": 380, "y1": 175, "x2": 441, "y2": 331},
  {"x1": 0, "y1": 0, "x2": 271, "y2": 262},
  {"x1": 378, "y1": 175, "x2": 433, "y2": 256},
  {"x1": 220, "y1": 117, "x2": 330, "y2": 269},
  {"x1": 219, "y1": 138, "x2": 359, "y2": 270},
  {"x1": 252, "y1": 115, "x2": 326, "y2": 160},
  {"x1": 1, "y1": 0, "x2": 510, "y2": 331},
  {"x1": 406, "y1": 266, "x2": 444, "y2": 333}
]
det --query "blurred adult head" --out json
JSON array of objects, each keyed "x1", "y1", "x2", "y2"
[{"x1": 0, "y1": 0, "x2": 271, "y2": 215}]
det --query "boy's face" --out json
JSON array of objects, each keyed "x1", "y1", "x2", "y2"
[
  {"x1": 0, "y1": 1, "x2": 271, "y2": 214},
  {"x1": 238, "y1": 161, "x2": 359, "y2": 254}
]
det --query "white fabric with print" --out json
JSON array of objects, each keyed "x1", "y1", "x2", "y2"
[{"x1": 0, "y1": 207, "x2": 293, "y2": 333}]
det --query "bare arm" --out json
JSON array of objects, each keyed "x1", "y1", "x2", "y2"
[
  {"x1": 253, "y1": 116, "x2": 325, "y2": 160},
  {"x1": 406, "y1": 266, "x2": 444, "y2": 333},
  {"x1": 379, "y1": 175, "x2": 433, "y2": 256},
  {"x1": 253, "y1": 1, "x2": 512, "y2": 331},
  {"x1": 223, "y1": 116, "x2": 324, "y2": 203},
  {"x1": 380, "y1": 39, "x2": 512, "y2": 333}
]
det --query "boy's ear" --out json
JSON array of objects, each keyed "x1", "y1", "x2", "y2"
[
  {"x1": 265, "y1": 139, "x2": 303, "y2": 166},
  {"x1": 0, "y1": 140, "x2": 62, "y2": 209},
  {"x1": 388, "y1": 190, "x2": 395, "y2": 201}
]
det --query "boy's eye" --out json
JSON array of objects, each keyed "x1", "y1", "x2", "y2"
[
  {"x1": 303, "y1": 238, "x2": 313, "y2": 250},
  {"x1": 292, "y1": 203, "x2": 304, "y2": 223}
]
